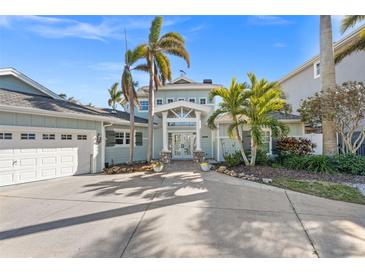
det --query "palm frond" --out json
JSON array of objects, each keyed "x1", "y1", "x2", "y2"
[
  {"x1": 207, "y1": 108, "x2": 227, "y2": 129},
  {"x1": 160, "y1": 32, "x2": 185, "y2": 43},
  {"x1": 335, "y1": 31, "x2": 365, "y2": 63},
  {"x1": 155, "y1": 52, "x2": 172, "y2": 84},
  {"x1": 341, "y1": 15, "x2": 365, "y2": 33},
  {"x1": 163, "y1": 47, "x2": 190, "y2": 67},
  {"x1": 149, "y1": 16, "x2": 163, "y2": 45},
  {"x1": 133, "y1": 64, "x2": 149, "y2": 72}
]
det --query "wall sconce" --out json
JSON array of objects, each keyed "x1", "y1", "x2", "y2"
[{"x1": 96, "y1": 133, "x2": 102, "y2": 144}]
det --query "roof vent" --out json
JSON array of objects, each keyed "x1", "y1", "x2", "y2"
[{"x1": 203, "y1": 79, "x2": 212, "y2": 84}]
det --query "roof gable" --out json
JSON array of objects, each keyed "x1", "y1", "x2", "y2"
[
  {"x1": 170, "y1": 75, "x2": 195, "y2": 84},
  {"x1": 0, "y1": 68, "x2": 62, "y2": 100}
]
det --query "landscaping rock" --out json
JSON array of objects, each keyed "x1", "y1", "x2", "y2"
[
  {"x1": 262, "y1": 178, "x2": 273, "y2": 184},
  {"x1": 238, "y1": 172, "x2": 246, "y2": 178},
  {"x1": 228, "y1": 170, "x2": 238, "y2": 177},
  {"x1": 217, "y1": 166, "x2": 227, "y2": 173}
]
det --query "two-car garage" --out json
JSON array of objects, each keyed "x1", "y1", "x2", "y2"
[{"x1": 0, "y1": 126, "x2": 97, "y2": 186}]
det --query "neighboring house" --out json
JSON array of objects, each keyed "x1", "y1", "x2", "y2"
[
  {"x1": 279, "y1": 26, "x2": 365, "y2": 155},
  {"x1": 0, "y1": 68, "x2": 148, "y2": 186},
  {"x1": 131, "y1": 75, "x2": 305, "y2": 162}
]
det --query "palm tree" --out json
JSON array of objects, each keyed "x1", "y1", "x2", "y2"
[
  {"x1": 107, "y1": 82, "x2": 122, "y2": 110},
  {"x1": 121, "y1": 48, "x2": 142, "y2": 163},
  {"x1": 135, "y1": 16, "x2": 190, "y2": 162},
  {"x1": 242, "y1": 73, "x2": 288, "y2": 165},
  {"x1": 335, "y1": 16, "x2": 365, "y2": 63},
  {"x1": 208, "y1": 78, "x2": 250, "y2": 166},
  {"x1": 320, "y1": 15, "x2": 338, "y2": 155}
]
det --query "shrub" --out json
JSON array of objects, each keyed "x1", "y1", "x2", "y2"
[
  {"x1": 224, "y1": 151, "x2": 242, "y2": 167},
  {"x1": 334, "y1": 154, "x2": 365, "y2": 176},
  {"x1": 255, "y1": 148, "x2": 270, "y2": 165},
  {"x1": 277, "y1": 137, "x2": 315, "y2": 156},
  {"x1": 281, "y1": 155, "x2": 335, "y2": 173}
]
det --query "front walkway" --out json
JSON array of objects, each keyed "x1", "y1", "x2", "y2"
[{"x1": 0, "y1": 161, "x2": 364, "y2": 257}]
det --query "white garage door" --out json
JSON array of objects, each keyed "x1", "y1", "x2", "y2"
[{"x1": 0, "y1": 127, "x2": 96, "y2": 186}]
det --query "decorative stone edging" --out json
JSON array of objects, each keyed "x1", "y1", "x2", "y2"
[{"x1": 215, "y1": 165, "x2": 272, "y2": 183}]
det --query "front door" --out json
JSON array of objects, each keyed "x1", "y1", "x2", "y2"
[{"x1": 172, "y1": 133, "x2": 194, "y2": 159}]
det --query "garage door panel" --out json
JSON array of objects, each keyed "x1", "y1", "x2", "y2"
[{"x1": 0, "y1": 129, "x2": 94, "y2": 186}]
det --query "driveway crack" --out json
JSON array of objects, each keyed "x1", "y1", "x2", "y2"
[{"x1": 285, "y1": 191, "x2": 320, "y2": 258}]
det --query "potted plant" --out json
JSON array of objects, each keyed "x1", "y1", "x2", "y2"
[
  {"x1": 152, "y1": 161, "x2": 164, "y2": 172},
  {"x1": 200, "y1": 162, "x2": 211, "y2": 172}
]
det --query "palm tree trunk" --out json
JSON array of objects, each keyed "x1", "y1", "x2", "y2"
[
  {"x1": 146, "y1": 61, "x2": 155, "y2": 162},
  {"x1": 235, "y1": 125, "x2": 250, "y2": 166},
  {"x1": 129, "y1": 90, "x2": 135, "y2": 163},
  {"x1": 320, "y1": 15, "x2": 338, "y2": 155},
  {"x1": 250, "y1": 142, "x2": 257, "y2": 166}
]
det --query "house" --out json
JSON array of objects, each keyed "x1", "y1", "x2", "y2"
[
  {"x1": 0, "y1": 68, "x2": 148, "y2": 186},
  {"x1": 0, "y1": 69, "x2": 304, "y2": 186},
  {"x1": 279, "y1": 26, "x2": 365, "y2": 155}
]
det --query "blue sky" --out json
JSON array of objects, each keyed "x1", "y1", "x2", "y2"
[{"x1": 0, "y1": 15, "x2": 357, "y2": 108}]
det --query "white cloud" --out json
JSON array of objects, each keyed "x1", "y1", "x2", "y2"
[
  {"x1": 273, "y1": 42, "x2": 287, "y2": 48},
  {"x1": 248, "y1": 16, "x2": 294, "y2": 26}
]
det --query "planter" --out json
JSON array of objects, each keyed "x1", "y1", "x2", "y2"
[
  {"x1": 153, "y1": 163, "x2": 164, "y2": 172},
  {"x1": 200, "y1": 163, "x2": 211, "y2": 172}
]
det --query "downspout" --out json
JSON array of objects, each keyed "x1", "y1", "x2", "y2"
[{"x1": 101, "y1": 122, "x2": 113, "y2": 170}]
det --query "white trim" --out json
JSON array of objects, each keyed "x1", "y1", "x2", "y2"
[
  {"x1": 0, "y1": 104, "x2": 148, "y2": 127},
  {"x1": 166, "y1": 98, "x2": 174, "y2": 104},
  {"x1": 167, "y1": 117, "x2": 196, "y2": 123},
  {"x1": 155, "y1": 98, "x2": 163, "y2": 106},
  {"x1": 199, "y1": 97, "x2": 207, "y2": 105},
  {"x1": 0, "y1": 68, "x2": 63, "y2": 100},
  {"x1": 170, "y1": 75, "x2": 194, "y2": 84},
  {"x1": 216, "y1": 124, "x2": 220, "y2": 161},
  {"x1": 313, "y1": 61, "x2": 320, "y2": 79},
  {"x1": 154, "y1": 100, "x2": 211, "y2": 114}
]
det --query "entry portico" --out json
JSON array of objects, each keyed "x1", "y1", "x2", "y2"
[{"x1": 154, "y1": 100, "x2": 211, "y2": 161}]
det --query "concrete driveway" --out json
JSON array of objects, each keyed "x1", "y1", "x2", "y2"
[{"x1": 1, "y1": 162, "x2": 365, "y2": 258}]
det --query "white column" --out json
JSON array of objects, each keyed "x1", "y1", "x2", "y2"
[
  {"x1": 162, "y1": 111, "x2": 168, "y2": 151},
  {"x1": 195, "y1": 111, "x2": 202, "y2": 151}
]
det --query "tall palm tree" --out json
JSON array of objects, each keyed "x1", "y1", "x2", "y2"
[
  {"x1": 208, "y1": 78, "x2": 250, "y2": 166},
  {"x1": 121, "y1": 48, "x2": 142, "y2": 163},
  {"x1": 135, "y1": 16, "x2": 190, "y2": 162},
  {"x1": 242, "y1": 73, "x2": 288, "y2": 165},
  {"x1": 320, "y1": 15, "x2": 338, "y2": 155},
  {"x1": 107, "y1": 82, "x2": 122, "y2": 110},
  {"x1": 335, "y1": 16, "x2": 365, "y2": 63}
]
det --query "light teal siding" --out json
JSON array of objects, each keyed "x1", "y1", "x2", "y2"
[
  {"x1": 0, "y1": 75, "x2": 46, "y2": 96},
  {"x1": 105, "y1": 126, "x2": 148, "y2": 164},
  {"x1": 0, "y1": 111, "x2": 103, "y2": 171}
]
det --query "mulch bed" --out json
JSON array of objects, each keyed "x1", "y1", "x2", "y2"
[
  {"x1": 104, "y1": 162, "x2": 154, "y2": 174},
  {"x1": 229, "y1": 165, "x2": 365, "y2": 185}
]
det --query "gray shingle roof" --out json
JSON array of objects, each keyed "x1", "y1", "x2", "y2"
[
  {"x1": 270, "y1": 112, "x2": 301, "y2": 120},
  {"x1": 0, "y1": 88, "x2": 148, "y2": 124}
]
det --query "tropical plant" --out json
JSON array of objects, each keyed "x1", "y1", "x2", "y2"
[
  {"x1": 135, "y1": 16, "x2": 190, "y2": 162},
  {"x1": 333, "y1": 154, "x2": 365, "y2": 176},
  {"x1": 208, "y1": 78, "x2": 250, "y2": 165},
  {"x1": 223, "y1": 151, "x2": 243, "y2": 167},
  {"x1": 242, "y1": 73, "x2": 288, "y2": 165},
  {"x1": 320, "y1": 15, "x2": 338, "y2": 155},
  {"x1": 335, "y1": 16, "x2": 365, "y2": 63},
  {"x1": 277, "y1": 137, "x2": 315, "y2": 156},
  {"x1": 121, "y1": 46, "x2": 143, "y2": 163},
  {"x1": 107, "y1": 82, "x2": 122, "y2": 110}
]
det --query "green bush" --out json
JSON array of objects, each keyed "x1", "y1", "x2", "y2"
[
  {"x1": 334, "y1": 154, "x2": 365, "y2": 176},
  {"x1": 255, "y1": 148, "x2": 270, "y2": 165},
  {"x1": 224, "y1": 151, "x2": 242, "y2": 167},
  {"x1": 281, "y1": 155, "x2": 336, "y2": 173}
]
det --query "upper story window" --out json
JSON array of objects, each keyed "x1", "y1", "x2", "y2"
[
  {"x1": 178, "y1": 98, "x2": 185, "y2": 101},
  {"x1": 77, "y1": 135, "x2": 87, "y2": 140},
  {"x1": 188, "y1": 97, "x2": 196, "y2": 103},
  {"x1": 167, "y1": 98, "x2": 174, "y2": 104},
  {"x1": 0, "y1": 133, "x2": 12, "y2": 140},
  {"x1": 139, "y1": 100, "x2": 149, "y2": 112},
  {"x1": 21, "y1": 133, "x2": 36, "y2": 140},
  {"x1": 61, "y1": 134, "x2": 72, "y2": 140},
  {"x1": 314, "y1": 61, "x2": 320, "y2": 79},
  {"x1": 156, "y1": 98, "x2": 163, "y2": 105},
  {"x1": 199, "y1": 97, "x2": 207, "y2": 105},
  {"x1": 43, "y1": 134, "x2": 55, "y2": 140}
]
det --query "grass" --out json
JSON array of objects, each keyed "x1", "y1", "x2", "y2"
[{"x1": 271, "y1": 179, "x2": 365, "y2": 204}]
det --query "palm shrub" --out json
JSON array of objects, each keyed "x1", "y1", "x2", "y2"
[
  {"x1": 107, "y1": 82, "x2": 122, "y2": 110},
  {"x1": 223, "y1": 151, "x2": 243, "y2": 167},
  {"x1": 333, "y1": 154, "x2": 365, "y2": 176}
]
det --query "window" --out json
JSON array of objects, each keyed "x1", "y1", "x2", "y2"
[
  {"x1": 135, "y1": 132, "x2": 143, "y2": 146},
  {"x1": 156, "y1": 98, "x2": 163, "y2": 105},
  {"x1": 125, "y1": 132, "x2": 130, "y2": 145},
  {"x1": 43, "y1": 134, "x2": 55, "y2": 140},
  {"x1": 0, "y1": 133, "x2": 12, "y2": 140},
  {"x1": 61, "y1": 134, "x2": 72, "y2": 140},
  {"x1": 115, "y1": 132, "x2": 124, "y2": 144},
  {"x1": 167, "y1": 98, "x2": 174, "y2": 104},
  {"x1": 178, "y1": 98, "x2": 185, "y2": 101},
  {"x1": 188, "y1": 97, "x2": 196, "y2": 103},
  {"x1": 260, "y1": 131, "x2": 271, "y2": 154},
  {"x1": 140, "y1": 100, "x2": 149, "y2": 111},
  {"x1": 314, "y1": 61, "x2": 320, "y2": 78},
  {"x1": 77, "y1": 135, "x2": 87, "y2": 140},
  {"x1": 199, "y1": 97, "x2": 207, "y2": 104},
  {"x1": 21, "y1": 133, "x2": 36, "y2": 140}
]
